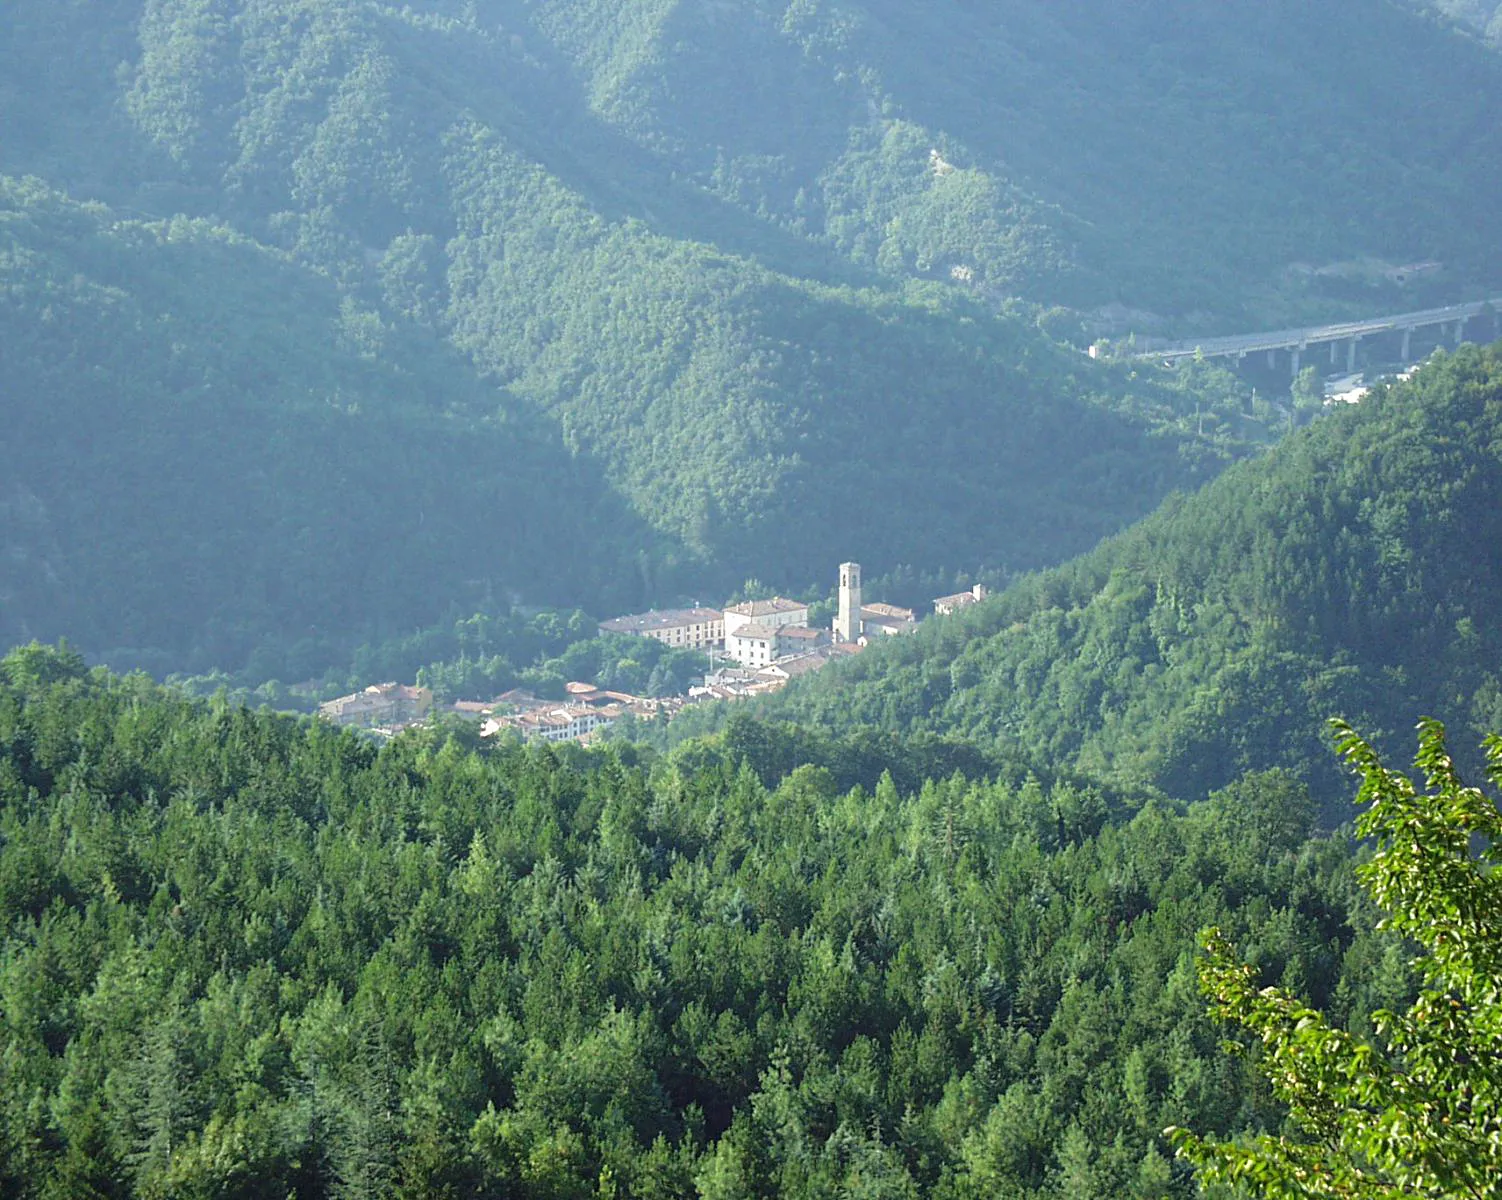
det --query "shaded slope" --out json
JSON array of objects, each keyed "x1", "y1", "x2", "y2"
[
  {"x1": 0, "y1": 177, "x2": 663, "y2": 674},
  {"x1": 758, "y1": 344, "x2": 1502, "y2": 806}
]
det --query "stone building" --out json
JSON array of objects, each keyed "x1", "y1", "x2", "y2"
[
  {"x1": 860, "y1": 602, "x2": 917, "y2": 636},
  {"x1": 724, "y1": 619, "x2": 829, "y2": 668},
  {"x1": 835, "y1": 561, "x2": 863, "y2": 643}
]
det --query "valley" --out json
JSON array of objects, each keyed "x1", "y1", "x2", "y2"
[{"x1": 3, "y1": 3, "x2": 1502, "y2": 1198}]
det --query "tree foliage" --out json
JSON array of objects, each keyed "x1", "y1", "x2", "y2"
[
  {"x1": 0, "y1": 648, "x2": 1405, "y2": 1199},
  {"x1": 1172, "y1": 718, "x2": 1502, "y2": 1198}
]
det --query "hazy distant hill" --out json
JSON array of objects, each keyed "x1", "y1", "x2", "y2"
[
  {"x1": 7, "y1": 1, "x2": 1501, "y2": 321},
  {"x1": 5, "y1": 1, "x2": 1502, "y2": 672},
  {"x1": 1, "y1": 172, "x2": 1236, "y2": 674},
  {"x1": 752, "y1": 344, "x2": 1502, "y2": 809}
]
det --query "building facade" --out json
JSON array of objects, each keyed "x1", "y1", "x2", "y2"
[
  {"x1": 319, "y1": 683, "x2": 433, "y2": 728},
  {"x1": 482, "y1": 704, "x2": 616, "y2": 743},
  {"x1": 860, "y1": 602, "x2": 917, "y2": 636},
  {"x1": 598, "y1": 607, "x2": 725, "y2": 649},
  {"x1": 725, "y1": 622, "x2": 783, "y2": 668}
]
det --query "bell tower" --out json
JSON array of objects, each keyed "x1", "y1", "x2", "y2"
[{"x1": 836, "y1": 561, "x2": 862, "y2": 643}]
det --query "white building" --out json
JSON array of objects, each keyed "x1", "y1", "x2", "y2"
[
  {"x1": 482, "y1": 704, "x2": 616, "y2": 743},
  {"x1": 832, "y1": 562, "x2": 918, "y2": 641},
  {"x1": 723, "y1": 597, "x2": 810, "y2": 640},
  {"x1": 933, "y1": 584, "x2": 989, "y2": 616},
  {"x1": 860, "y1": 602, "x2": 917, "y2": 636},
  {"x1": 725, "y1": 622, "x2": 783, "y2": 668},
  {"x1": 598, "y1": 607, "x2": 724, "y2": 649},
  {"x1": 835, "y1": 562, "x2": 862, "y2": 643}
]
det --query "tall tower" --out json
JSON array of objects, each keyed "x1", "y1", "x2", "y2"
[{"x1": 836, "y1": 561, "x2": 862, "y2": 643}]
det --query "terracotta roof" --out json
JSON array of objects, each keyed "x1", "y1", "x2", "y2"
[
  {"x1": 761, "y1": 654, "x2": 829, "y2": 679},
  {"x1": 934, "y1": 586, "x2": 988, "y2": 610}
]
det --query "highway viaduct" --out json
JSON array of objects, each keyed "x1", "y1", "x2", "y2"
[{"x1": 1117, "y1": 298, "x2": 1502, "y2": 376}]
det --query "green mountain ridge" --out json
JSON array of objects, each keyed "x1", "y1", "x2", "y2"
[
  {"x1": 747, "y1": 343, "x2": 1502, "y2": 810},
  {"x1": 6, "y1": 0, "x2": 1501, "y2": 675},
  {"x1": 11, "y1": 1, "x2": 1502, "y2": 320},
  {"x1": 2, "y1": 170, "x2": 1251, "y2": 675}
]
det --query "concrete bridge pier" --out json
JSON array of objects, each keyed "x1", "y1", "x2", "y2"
[
  {"x1": 1453, "y1": 318, "x2": 1466, "y2": 346},
  {"x1": 1347, "y1": 337, "x2": 1359, "y2": 373},
  {"x1": 1401, "y1": 327, "x2": 1413, "y2": 360},
  {"x1": 1267, "y1": 349, "x2": 1277, "y2": 369}
]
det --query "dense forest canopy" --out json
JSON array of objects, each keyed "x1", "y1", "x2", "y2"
[
  {"x1": 0, "y1": 646, "x2": 1409, "y2": 1199},
  {"x1": 741, "y1": 344, "x2": 1502, "y2": 814}
]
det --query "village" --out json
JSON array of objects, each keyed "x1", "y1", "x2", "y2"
[{"x1": 317, "y1": 561, "x2": 988, "y2": 743}]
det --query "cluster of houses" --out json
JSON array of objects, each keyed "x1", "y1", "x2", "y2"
[
  {"x1": 603, "y1": 562, "x2": 987, "y2": 663},
  {"x1": 318, "y1": 678, "x2": 684, "y2": 742},
  {"x1": 601, "y1": 561, "x2": 990, "y2": 698},
  {"x1": 477, "y1": 682, "x2": 685, "y2": 743},
  {"x1": 319, "y1": 562, "x2": 990, "y2": 743}
]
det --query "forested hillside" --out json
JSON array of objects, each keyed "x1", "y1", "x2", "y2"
[
  {"x1": 8, "y1": 1, "x2": 1502, "y2": 322},
  {"x1": 6, "y1": 1, "x2": 1502, "y2": 674},
  {"x1": 2, "y1": 173, "x2": 1245, "y2": 675},
  {"x1": 749, "y1": 344, "x2": 1502, "y2": 810},
  {"x1": 7, "y1": 8, "x2": 1502, "y2": 1197},
  {"x1": 0, "y1": 646, "x2": 1406, "y2": 1199},
  {"x1": 0, "y1": 177, "x2": 664, "y2": 675}
]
